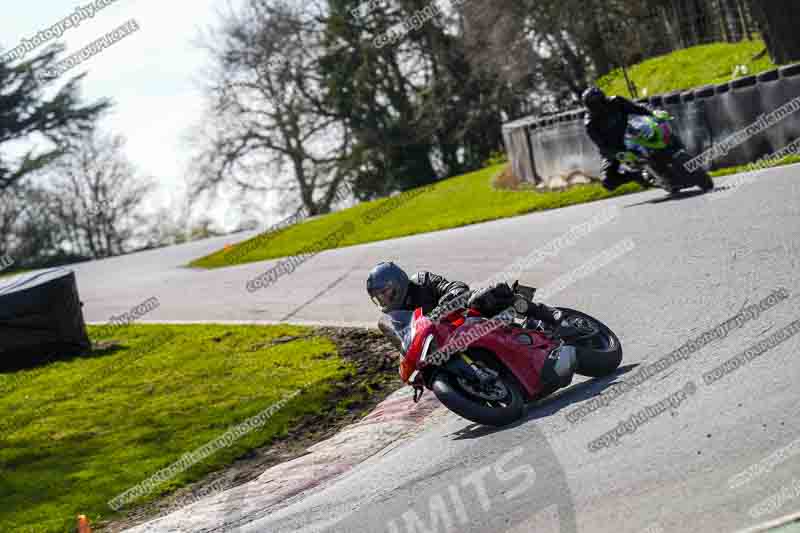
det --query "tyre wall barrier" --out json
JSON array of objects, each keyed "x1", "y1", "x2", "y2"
[{"x1": 502, "y1": 63, "x2": 800, "y2": 184}]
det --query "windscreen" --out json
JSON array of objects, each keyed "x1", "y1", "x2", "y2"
[
  {"x1": 626, "y1": 115, "x2": 655, "y2": 141},
  {"x1": 377, "y1": 310, "x2": 414, "y2": 354}
]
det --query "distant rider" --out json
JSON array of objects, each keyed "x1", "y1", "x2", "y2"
[{"x1": 582, "y1": 86, "x2": 655, "y2": 191}]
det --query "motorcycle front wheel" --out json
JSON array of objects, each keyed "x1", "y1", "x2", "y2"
[{"x1": 431, "y1": 360, "x2": 525, "y2": 427}]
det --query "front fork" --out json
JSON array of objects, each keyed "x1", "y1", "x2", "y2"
[{"x1": 413, "y1": 354, "x2": 495, "y2": 403}]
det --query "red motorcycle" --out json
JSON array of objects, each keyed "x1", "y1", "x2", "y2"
[{"x1": 379, "y1": 282, "x2": 623, "y2": 426}]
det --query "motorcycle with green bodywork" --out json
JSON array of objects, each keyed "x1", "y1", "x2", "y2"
[{"x1": 618, "y1": 110, "x2": 714, "y2": 194}]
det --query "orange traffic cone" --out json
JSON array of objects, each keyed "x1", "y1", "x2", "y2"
[
  {"x1": 77, "y1": 514, "x2": 92, "y2": 533},
  {"x1": 224, "y1": 244, "x2": 234, "y2": 252}
]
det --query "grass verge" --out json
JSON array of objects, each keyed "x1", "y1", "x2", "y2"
[
  {"x1": 190, "y1": 164, "x2": 641, "y2": 268},
  {"x1": 0, "y1": 324, "x2": 399, "y2": 533},
  {"x1": 192, "y1": 152, "x2": 798, "y2": 271},
  {"x1": 709, "y1": 155, "x2": 800, "y2": 178},
  {"x1": 598, "y1": 39, "x2": 778, "y2": 97}
]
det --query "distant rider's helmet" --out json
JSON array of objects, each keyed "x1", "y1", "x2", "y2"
[
  {"x1": 367, "y1": 261, "x2": 410, "y2": 312},
  {"x1": 582, "y1": 86, "x2": 609, "y2": 115}
]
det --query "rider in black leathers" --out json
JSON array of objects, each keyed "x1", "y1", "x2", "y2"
[
  {"x1": 583, "y1": 86, "x2": 655, "y2": 191},
  {"x1": 367, "y1": 262, "x2": 578, "y2": 391},
  {"x1": 366, "y1": 262, "x2": 564, "y2": 329}
]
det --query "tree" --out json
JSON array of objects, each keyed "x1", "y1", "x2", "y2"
[
  {"x1": 460, "y1": 0, "x2": 669, "y2": 109},
  {"x1": 46, "y1": 129, "x2": 154, "y2": 259},
  {"x1": 191, "y1": 0, "x2": 352, "y2": 216},
  {"x1": 0, "y1": 183, "x2": 65, "y2": 267},
  {"x1": 748, "y1": 0, "x2": 800, "y2": 64},
  {"x1": 0, "y1": 45, "x2": 109, "y2": 192},
  {"x1": 321, "y1": 0, "x2": 523, "y2": 197}
]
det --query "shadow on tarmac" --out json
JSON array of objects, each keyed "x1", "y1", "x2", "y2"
[{"x1": 449, "y1": 363, "x2": 640, "y2": 440}]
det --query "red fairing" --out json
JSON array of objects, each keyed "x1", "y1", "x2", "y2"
[
  {"x1": 400, "y1": 308, "x2": 430, "y2": 383},
  {"x1": 444, "y1": 318, "x2": 557, "y2": 398},
  {"x1": 400, "y1": 308, "x2": 558, "y2": 397}
]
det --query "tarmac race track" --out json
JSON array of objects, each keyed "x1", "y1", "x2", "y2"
[{"x1": 71, "y1": 166, "x2": 800, "y2": 532}]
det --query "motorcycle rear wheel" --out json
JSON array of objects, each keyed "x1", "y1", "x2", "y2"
[
  {"x1": 555, "y1": 308, "x2": 623, "y2": 378},
  {"x1": 671, "y1": 151, "x2": 714, "y2": 192}
]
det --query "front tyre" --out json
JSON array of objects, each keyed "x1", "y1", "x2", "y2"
[{"x1": 432, "y1": 369, "x2": 525, "y2": 427}]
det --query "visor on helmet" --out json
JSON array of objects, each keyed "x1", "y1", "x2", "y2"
[{"x1": 369, "y1": 286, "x2": 396, "y2": 310}]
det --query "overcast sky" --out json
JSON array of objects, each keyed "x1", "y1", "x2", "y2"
[{"x1": 2, "y1": 0, "x2": 251, "y2": 226}]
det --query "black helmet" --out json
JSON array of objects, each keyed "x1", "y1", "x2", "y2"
[
  {"x1": 367, "y1": 261, "x2": 410, "y2": 312},
  {"x1": 582, "y1": 86, "x2": 608, "y2": 114}
]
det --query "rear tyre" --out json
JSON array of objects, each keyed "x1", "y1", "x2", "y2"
[
  {"x1": 432, "y1": 366, "x2": 525, "y2": 427},
  {"x1": 647, "y1": 160, "x2": 680, "y2": 193},
  {"x1": 672, "y1": 150, "x2": 714, "y2": 192},
  {"x1": 555, "y1": 308, "x2": 622, "y2": 378},
  {"x1": 695, "y1": 170, "x2": 715, "y2": 192}
]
